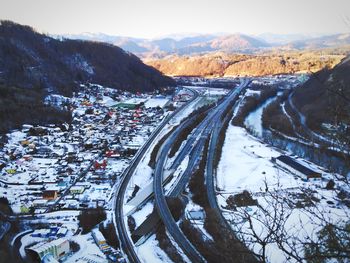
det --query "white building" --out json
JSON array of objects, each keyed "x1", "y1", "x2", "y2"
[{"x1": 26, "y1": 238, "x2": 70, "y2": 262}]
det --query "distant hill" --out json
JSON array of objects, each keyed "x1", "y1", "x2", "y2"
[
  {"x1": 0, "y1": 20, "x2": 174, "y2": 96},
  {"x1": 65, "y1": 32, "x2": 350, "y2": 59},
  {"x1": 64, "y1": 33, "x2": 218, "y2": 57},
  {"x1": 209, "y1": 34, "x2": 269, "y2": 51},
  {"x1": 256, "y1": 33, "x2": 316, "y2": 45},
  {"x1": 145, "y1": 50, "x2": 346, "y2": 77},
  {"x1": 63, "y1": 33, "x2": 150, "y2": 54},
  {"x1": 65, "y1": 33, "x2": 269, "y2": 57},
  {"x1": 285, "y1": 34, "x2": 350, "y2": 50}
]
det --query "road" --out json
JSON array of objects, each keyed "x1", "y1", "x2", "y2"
[
  {"x1": 152, "y1": 79, "x2": 249, "y2": 263},
  {"x1": 202, "y1": 79, "x2": 250, "y2": 210},
  {"x1": 205, "y1": 81, "x2": 257, "y2": 262},
  {"x1": 153, "y1": 129, "x2": 206, "y2": 262},
  {"x1": 170, "y1": 79, "x2": 249, "y2": 171},
  {"x1": 114, "y1": 88, "x2": 199, "y2": 263}
]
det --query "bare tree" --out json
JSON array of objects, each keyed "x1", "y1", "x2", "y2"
[{"x1": 230, "y1": 178, "x2": 350, "y2": 263}]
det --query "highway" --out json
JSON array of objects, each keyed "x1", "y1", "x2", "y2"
[
  {"x1": 152, "y1": 79, "x2": 249, "y2": 263},
  {"x1": 113, "y1": 87, "x2": 199, "y2": 263},
  {"x1": 153, "y1": 128, "x2": 206, "y2": 262},
  {"x1": 205, "y1": 82, "x2": 258, "y2": 262},
  {"x1": 124, "y1": 114, "x2": 199, "y2": 216},
  {"x1": 170, "y1": 79, "x2": 248, "y2": 171}
]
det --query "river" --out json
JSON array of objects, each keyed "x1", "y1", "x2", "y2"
[{"x1": 244, "y1": 96, "x2": 349, "y2": 176}]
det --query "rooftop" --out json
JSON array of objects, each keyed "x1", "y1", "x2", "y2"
[
  {"x1": 27, "y1": 238, "x2": 68, "y2": 255},
  {"x1": 276, "y1": 155, "x2": 321, "y2": 176}
]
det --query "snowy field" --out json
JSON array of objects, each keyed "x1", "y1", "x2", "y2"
[
  {"x1": 217, "y1": 125, "x2": 350, "y2": 262},
  {"x1": 217, "y1": 126, "x2": 289, "y2": 192},
  {"x1": 144, "y1": 98, "x2": 169, "y2": 108},
  {"x1": 123, "y1": 97, "x2": 148, "y2": 104},
  {"x1": 183, "y1": 85, "x2": 229, "y2": 96},
  {"x1": 137, "y1": 235, "x2": 172, "y2": 263}
]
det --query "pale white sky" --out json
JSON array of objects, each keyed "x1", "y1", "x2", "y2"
[{"x1": 0, "y1": 0, "x2": 349, "y2": 38}]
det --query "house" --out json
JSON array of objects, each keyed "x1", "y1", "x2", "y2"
[
  {"x1": 6, "y1": 168, "x2": 16, "y2": 174},
  {"x1": 70, "y1": 186, "x2": 85, "y2": 195},
  {"x1": 96, "y1": 200, "x2": 105, "y2": 208},
  {"x1": 23, "y1": 155, "x2": 33, "y2": 161},
  {"x1": 57, "y1": 227, "x2": 68, "y2": 238},
  {"x1": 32, "y1": 199, "x2": 47, "y2": 207},
  {"x1": 43, "y1": 190, "x2": 58, "y2": 200},
  {"x1": 26, "y1": 238, "x2": 70, "y2": 262},
  {"x1": 20, "y1": 205, "x2": 30, "y2": 214},
  {"x1": 94, "y1": 160, "x2": 107, "y2": 170},
  {"x1": 31, "y1": 229, "x2": 50, "y2": 238},
  {"x1": 20, "y1": 140, "x2": 31, "y2": 146},
  {"x1": 105, "y1": 150, "x2": 121, "y2": 158},
  {"x1": 75, "y1": 254, "x2": 108, "y2": 263},
  {"x1": 64, "y1": 199, "x2": 79, "y2": 209},
  {"x1": 92, "y1": 229, "x2": 110, "y2": 253},
  {"x1": 187, "y1": 210, "x2": 206, "y2": 220},
  {"x1": 114, "y1": 102, "x2": 139, "y2": 109},
  {"x1": 274, "y1": 155, "x2": 322, "y2": 180}
]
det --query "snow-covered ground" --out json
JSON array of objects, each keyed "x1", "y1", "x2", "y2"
[
  {"x1": 183, "y1": 85, "x2": 229, "y2": 96},
  {"x1": 170, "y1": 97, "x2": 202, "y2": 125},
  {"x1": 137, "y1": 234, "x2": 173, "y2": 263},
  {"x1": 217, "y1": 126, "x2": 288, "y2": 192},
  {"x1": 144, "y1": 98, "x2": 169, "y2": 109},
  {"x1": 217, "y1": 124, "x2": 350, "y2": 262},
  {"x1": 67, "y1": 233, "x2": 106, "y2": 262},
  {"x1": 132, "y1": 201, "x2": 154, "y2": 228},
  {"x1": 123, "y1": 98, "x2": 148, "y2": 105},
  {"x1": 185, "y1": 200, "x2": 213, "y2": 242},
  {"x1": 1, "y1": 83, "x2": 183, "y2": 262}
]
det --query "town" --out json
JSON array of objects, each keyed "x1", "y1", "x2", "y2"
[
  {"x1": 0, "y1": 83, "x2": 195, "y2": 262},
  {"x1": 1, "y1": 1, "x2": 350, "y2": 261},
  {"x1": 1, "y1": 74, "x2": 349, "y2": 263}
]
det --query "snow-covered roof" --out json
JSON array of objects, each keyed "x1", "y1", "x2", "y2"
[{"x1": 27, "y1": 238, "x2": 68, "y2": 255}]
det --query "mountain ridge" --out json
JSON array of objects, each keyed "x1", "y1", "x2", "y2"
[
  {"x1": 64, "y1": 32, "x2": 350, "y2": 58},
  {"x1": 292, "y1": 55, "x2": 350, "y2": 132},
  {"x1": 145, "y1": 50, "x2": 347, "y2": 77},
  {"x1": 0, "y1": 20, "x2": 174, "y2": 96},
  {"x1": 0, "y1": 20, "x2": 174, "y2": 133}
]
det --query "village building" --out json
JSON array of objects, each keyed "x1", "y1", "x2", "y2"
[
  {"x1": 70, "y1": 186, "x2": 85, "y2": 195},
  {"x1": 32, "y1": 199, "x2": 47, "y2": 207},
  {"x1": 43, "y1": 190, "x2": 58, "y2": 200},
  {"x1": 274, "y1": 155, "x2": 322, "y2": 180},
  {"x1": 26, "y1": 238, "x2": 70, "y2": 262}
]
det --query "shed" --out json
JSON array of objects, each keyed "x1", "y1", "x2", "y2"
[
  {"x1": 26, "y1": 238, "x2": 70, "y2": 262},
  {"x1": 43, "y1": 190, "x2": 58, "y2": 200},
  {"x1": 275, "y1": 155, "x2": 322, "y2": 180},
  {"x1": 70, "y1": 186, "x2": 85, "y2": 195}
]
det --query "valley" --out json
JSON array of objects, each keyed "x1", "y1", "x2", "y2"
[{"x1": 0, "y1": 6, "x2": 349, "y2": 262}]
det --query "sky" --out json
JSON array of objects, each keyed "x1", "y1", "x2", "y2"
[{"x1": 0, "y1": 0, "x2": 350, "y2": 38}]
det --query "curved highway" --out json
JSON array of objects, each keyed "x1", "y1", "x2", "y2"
[
  {"x1": 153, "y1": 129, "x2": 206, "y2": 262},
  {"x1": 170, "y1": 79, "x2": 248, "y2": 171},
  {"x1": 153, "y1": 79, "x2": 249, "y2": 263},
  {"x1": 205, "y1": 81, "x2": 257, "y2": 262},
  {"x1": 114, "y1": 87, "x2": 199, "y2": 263}
]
